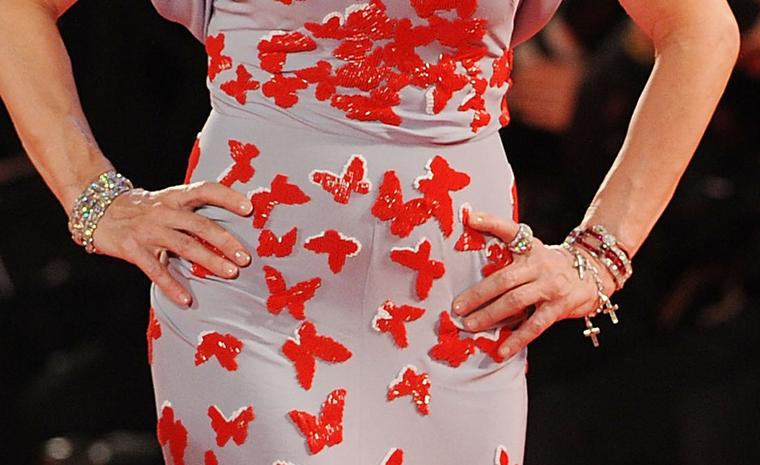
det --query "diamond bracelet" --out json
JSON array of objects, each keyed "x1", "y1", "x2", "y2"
[{"x1": 67, "y1": 170, "x2": 134, "y2": 254}]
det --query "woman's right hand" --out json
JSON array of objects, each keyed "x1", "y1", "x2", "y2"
[{"x1": 90, "y1": 180, "x2": 254, "y2": 307}]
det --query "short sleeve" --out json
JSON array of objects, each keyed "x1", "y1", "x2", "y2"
[
  {"x1": 150, "y1": 0, "x2": 212, "y2": 44},
  {"x1": 511, "y1": 0, "x2": 563, "y2": 47}
]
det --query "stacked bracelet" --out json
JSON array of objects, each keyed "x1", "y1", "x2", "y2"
[
  {"x1": 560, "y1": 242, "x2": 621, "y2": 348},
  {"x1": 565, "y1": 224, "x2": 633, "y2": 291},
  {"x1": 67, "y1": 170, "x2": 133, "y2": 254}
]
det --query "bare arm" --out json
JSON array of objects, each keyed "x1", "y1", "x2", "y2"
[
  {"x1": 584, "y1": 0, "x2": 741, "y2": 257},
  {"x1": 0, "y1": 0, "x2": 110, "y2": 212},
  {"x1": 0, "y1": 0, "x2": 254, "y2": 307},
  {"x1": 453, "y1": 0, "x2": 740, "y2": 356}
]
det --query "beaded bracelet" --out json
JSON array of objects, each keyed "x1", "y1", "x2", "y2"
[
  {"x1": 559, "y1": 243, "x2": 620, "y2": 347},
  {"x1": 565, "y1": 225, "x2": 633, "y2": 291},
  {"x1": 67, "y1": 170, "x2": 134, "y2": 254}
]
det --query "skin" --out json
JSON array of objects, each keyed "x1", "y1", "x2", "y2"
[
  {"x1": 0, "y1": 0, "x2": 740, "y2": 353},
  {"x1": 454, "y1": 0, "x2": 741, "y2": 358}
]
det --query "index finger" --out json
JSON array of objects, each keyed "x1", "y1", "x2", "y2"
[
  {"x1": 175, "y1": 181, "x2": 253, "y2": 216},
  {"x1": 468, "y1": 211, "x2": 520, "y2": 243}
]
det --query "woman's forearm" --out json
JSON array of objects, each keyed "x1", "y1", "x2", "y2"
[
  {"x1": 581, "y1": 0, "x2": 740, "y2": 260},
  {"x1": 0, "y1": 0, "x2": 113, "y2": 214}
]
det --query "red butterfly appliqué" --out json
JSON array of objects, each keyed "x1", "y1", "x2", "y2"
[
  {"x1": 481, "y1": 238, "x2": 513, "y2": 277},
  {"x1": 495, "y1": 445, "x2": 515, "y2": 465},
  {"x1": 183, "y1": 136, "x2": 201, "y2": 184},
  {"x1": 387, "y1": 365, "x2": 431, "y2": 415},
  {"x1": 380, "y1": 448, "x2": 405, "y2": 465},
  {"x1": 263, "y1": 265, "x2": 322, "y2": 320},
  {"x1": 303, "y1": 229, "x2": 362, "y2": 274},
  {"x1": 146, "y1": 306, "x2": 162, "y2": 365},
  {"x1": 249, "y1": 174, "x2": 311, "y2": 229},
  {"x1": 413, "y1": 155, "x2": 471, "y2": 237},
  {"x1": 208, "y1": 404, "x2": 255, "y2": 447},
  {"x1": 220, "y1": 64, "x2": 261, "y2": 105},
  {"x1": 309, "y1": 154, "x2": 372, "y2": 204},
  {"x1": 474, "y1": 326, "x2": 512, "y2": 363},
  {"x1": 219, "y1": 139, "x2": 260, "y2": 187},
  {"x1": 204, "y1": 450, "x2": 218, "y2": 465},
  {"x1": 157, "y1": 402, "x2": 188, "y2": 465},
  {"x1": 371, "y1": 300, "x2": 425, "y2": 348},
  {"x1": 411, "y1": 0, "x2": 477, "y2": 18},
  {"x1": 454, "y1": 203, "x2": 486, "y2": 251},
  {"x1": 206, "y1": 33, "x2": 233, "y2": 82},
  {"x1": 194, "y1": 331, "x2": 244, "y2": 371},
  {"x1": 371, "y1": 170, "x2": 434, "y2": 238},
  {"x1": 429, "y1": 311, "x2": 476, "y2": 367},
  {"x1": 288, "y1": 388, "x2": 346, "y2": 455},
  {"x1": 257, "y1": 227, "x2": 298, "y2": 258},
  {"x1": 282, "y1": 320, "x2": 353, "y2": 390},
  {"x1": 390, "y1": 238, "x2": 445, "y2": 301}
]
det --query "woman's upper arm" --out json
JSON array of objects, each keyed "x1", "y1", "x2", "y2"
[
  {"x1": 618, "y1": 0, "x2": 740, "y2": 50},
  {"x1": 28, "y1": 0, "x2": 77, "y2": 18}
]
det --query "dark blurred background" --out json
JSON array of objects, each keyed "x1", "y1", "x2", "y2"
[{"x1": 1, "y1": 1, "x2": 759, "y2": 464}]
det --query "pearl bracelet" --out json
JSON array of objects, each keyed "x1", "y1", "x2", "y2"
[{"x1": 67, "y1": 170, "x2": 133, "y2": 254}]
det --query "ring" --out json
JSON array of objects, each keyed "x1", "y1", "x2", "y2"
[{"x1": 507, "y1": 223, "x2": 534, "y2": 255}]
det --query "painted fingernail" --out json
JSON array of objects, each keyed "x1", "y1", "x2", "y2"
[
  {"x1": 452, "y1": 301, "x2": 463, "y2": 314},
  {"x1": 471, "y1": 213, "x2": 484, "y2": 224},
  {"x1": 234, "y1": 250, "x2": 251, "y2": 265},
  {"x1": 180, "y1": 293, "x2": 192, "y2": 306},
  {"x1": 499, "y1": 346, "x2": 512, "y2": 358},
  {"x1": 223, "y1": 261, "x2": 239, "y2": 277},
  {"x1": 464, "y1": 317, "x2": 478, "y2": 330},
  {"x1": 239, "y1": 202, "x2": 252, "y2": 214}
]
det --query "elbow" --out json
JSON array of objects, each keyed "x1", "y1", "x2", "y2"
[{"x1": 711, "y1": 9, "x2": 742, "y2": 65}]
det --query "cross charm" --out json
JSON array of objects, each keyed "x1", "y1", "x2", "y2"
[
  {"x1": 583, "y1": 316, "x2": 600, "y2": 347},
  {"x1": 598, "y1": 293, "x2": 619, "y2": 324},
  {"x1": 571, "y1": 250, "x2": 587, "y2": 280}
]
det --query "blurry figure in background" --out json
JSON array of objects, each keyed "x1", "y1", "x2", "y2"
[{"x1": 505, "y1": 1, "x2": 760, "y2": 465}]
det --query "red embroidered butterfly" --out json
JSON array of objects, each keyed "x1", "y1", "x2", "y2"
[
  {"x1": 387, "y1": 365, "x2": 431, "y2": 415},
  {"x1": 413, "y1": 155, "x2": 471, "y2": 237},
  {"x1": 194, "y1": 331, "x2": 244, "y2": 371},
  {"x1": 249, "y1": 174, "x2": 311, "y2": 229},
  {"x1": 208, "y1": 405, "x2": 255, "y2": 447},
  {"x1": 288, "y1": 388, "x2": 346, "y2": 454},
  {"x1": 257, "y1": 227, "x2": 298, "y2": 258},
  {"x1": 390, "y1": 238, "x2": 445, "y2": 301},
  {"x1": 205, "y1": 33, "x2": 232, "y2": 82},
  {"x1": 219, "y1": 139, "x2": 260, "y2": 187},
  {"x1": 204, "y1": 450, "x2": 218, "y2": 465},
  {"x1": 220, "y1": 64, "x2": 261, "y2": 105},
  {"x1": 429, "y1": 311, "x2": 477, "y2": 367},
  {"x1": 371, "y1": 300, "x2": 425, "y2": 348},
  {"x1": 481, "y1": 238, "x2": 513, "y2": 277},
  {"x1": 303, "y1": 229, "x2": 361, "y2": 273},
  {"x1": 309, "y1": 155, "x2": 372, "y2": 204},
  {"x1": 495, "y1": 445, "x2": 514, "y2": 465},
  {"x1": 146, "y1": 306, "x2": 162, "y2": 365},
  {"x1": 454, "y1": 203, "x2": 486, "y2": 251},
  {"x1": 380, "y1": 448, "x2": 404, "y2": 465},
  {"x1": 282, "y1": 320, "x2": 353, "y2": 390},
  {"x1": 157, "y1": 402, "x2": 188, "y2": 465},
  {"x1": 371, "y1": 170, "x2": 434, "y2": 238},
  {"x1": 474, "y1": 326, "x2": 512, "y2": 363},
  {"x1": 263, "y1": 265, "x2": 322, "y2": 320}
]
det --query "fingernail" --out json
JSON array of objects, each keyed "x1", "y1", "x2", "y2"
[
  {"x1": 452, "y1": 301, "x2": 463, "y2": 314},
  {"x1": 499, "y1": 346, "x2": 512, "y2": 358},
  {"x1": 239, "y1": 202, "x2": 252, "y2": 214},
  {"x1": 471, "y1": 213, "x2": 484, "y2": 224},
  {"x1": 234, "y1": 250, "x2": 251, "y2": 266},
  {"x1": 180, "y1": 293, "x2": 192, "y2": 306},
  {"x1": 223, "y1": 261, "x2": 239, "y2": 277},
  {"x1": 464, "y1": 317, "x2": 478, "y2": 330}
]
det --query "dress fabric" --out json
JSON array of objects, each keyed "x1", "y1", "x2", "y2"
[{"x1": 147, "y1": 1, "x2": 560, "y2": 464}]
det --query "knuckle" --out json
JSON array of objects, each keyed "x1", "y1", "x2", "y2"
[
  {"x1": 506, "y1": 289, "x2": 526, "y2": 309},
  {"x1": 143, "y1": 260, "x2": 166, "y2": 281},
  {"x1": 496, "y1": 270, "x2": 514, "y2": 289},
  {"x1": 176, "y1": 234, "x2": 196, "y2": 254}
]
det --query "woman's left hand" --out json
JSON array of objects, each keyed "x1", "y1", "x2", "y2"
[{"x1": 451, "y1": 211, "x2": 612, "y2": 359}]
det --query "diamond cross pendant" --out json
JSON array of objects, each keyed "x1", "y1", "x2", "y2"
[
  {"x1": 583, "y1": 316, "x2": 600, "y2": 347},
  {"x1": 598, "y1": 294, "x2": 619, "y2": 324}
]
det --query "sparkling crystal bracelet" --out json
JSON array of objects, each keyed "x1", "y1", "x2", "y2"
[
  {"x1": 67, "y1": 170, "x2": 133, "y2": 254},
  {"x1": 565, "y1": 225, "x2": 633, "y2": 291}
]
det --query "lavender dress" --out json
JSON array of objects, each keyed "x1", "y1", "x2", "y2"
[{"x1": 147, "y1": 1, "x2": 561, "y2": 464}]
